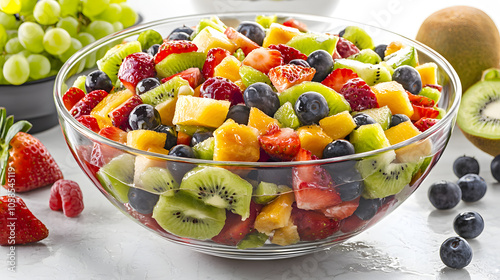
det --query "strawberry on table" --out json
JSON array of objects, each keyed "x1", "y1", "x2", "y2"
[
  {"x1": 202, "y1": 47, "x2": 231, "y2": 79},
  {"x1": 413, "y1": 117, "x2": 439, "y2": 132},
  {"x1": 291, "y1": 206, "x2": 340, "y2": 241},
  {"x1": 49, "y1": 179, "x2": 84, "y2": 218},
  {"x1": 339, "y1": 77, "x2": 379, "y2": 111},
  {"x1": 224, "y1": 27, "x2": 260, "y2": 56},
  {"x1": 321, "y1": 68, "x2": 359, "y2": 93},
  {"x1": 62, "y1": 87, "x2": 86, "y2": 111},
  {"x1": 268, "y1": 44, "x2": 308, "y2": 64},
  {"x1": 161, "y1": 67, "x2": 204, "y2": 89},
  {"x1": 118, "y1": 52, "x2": 156, "y2": 93},
  {"x1": 154, "y1": 40, "x2": 198, "y2": 64},
  {"x1": 242, "y1": 47, "x2": 283, "y2": 74},
  {"x1": 109, "y1": 95, "x2": 143, "y2": 131},
  {"x1": 268, "y1": 64, "x2": 316, "y2": 93},
  {"x1": 70, "y1": 90, "x2": 109, "y2": 119},
  {"x1": 259, "y1": 125, "x2": 301, "y2": 161}
]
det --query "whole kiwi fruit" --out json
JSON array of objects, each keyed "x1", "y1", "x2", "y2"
[{"x1": 416, "y1": 6, "x2": 500, "y2": 92}]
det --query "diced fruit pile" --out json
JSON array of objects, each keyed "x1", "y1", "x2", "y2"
[
  {"x1": 0, "y1": 0, "x2": 138, "y2": 85},
  {"x1": 63, "y1": 15, "x2": 446, "y2": 248}
]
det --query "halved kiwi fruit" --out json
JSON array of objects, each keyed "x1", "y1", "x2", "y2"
[
  {"x1": 341, "y1": 26, "x2": 375, "y2": 50},
  {"x1": 286, "y1": 33, "x2": 338, "y2": 56},
  {"x1": 96, "y1": 41, "x2": 142, "y2": 83},
  {"x1": 96, "y1": 154, "x2": 135, "y2": 203},
  {"x1": 136, "y1": 166, "x2": 179, "y2": 195},
  {"x1": 140, "y1": 76, "x2": 194, "y2": 106},
  {"x1": 155, "y1": 52, "x2": 206, "y2": 78},
  {"x1": 334, "y1": 59, "x2": 392, "y2": 86}
]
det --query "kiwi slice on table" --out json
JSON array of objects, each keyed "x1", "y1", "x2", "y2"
[
  {"x1": 274, "y1": 101, "x2": 300, "y2": 129},
  {"x1": 96, "y1": 41, "x2": 142, "y2": 83},
  {"x1": 286, "y1": 33, "x2": 338, "y2": 56},
  {"x1": 136, "y1": 166, "x2": 179, "y2": 195},
  {"x1": 334, "y1": 59, "x2": 392, "y2": 86},
  {"x1": 152, "y1": 190, "x2": 226, "y2": 240},
  {"x1": 341, "y1": 26, "x2": 375, "y2": 50},
  {"x1": 278, "y1": 81, "x2": 351, "y2": 116},
  {"x1": 180, "y1": 166, "x2": 253, "y2": 220},
  {"x1": 384, "y1": 46, "x2": 418, "y2": 69},
  {"x1": 96, "y1": 154, "x2": 135, "y2": 203},
  {"x1": 140, "y1": 76, "x2": 194, "y2": 106},
  {"x1": 239, "y1": 65, "x2": 272, "y2": 87},
  {"x1": 354, "y1": 106, "x2": 392, "y2": 130},
  {"x1": 348, "y1": 49, "x2": 382, "y2": 65},
  {"x1": 155, "y1": 52, "x2": 206, "y2": 78},
  {"x1": 350, "y1": 123, "x2": 390, "y2": 153}
]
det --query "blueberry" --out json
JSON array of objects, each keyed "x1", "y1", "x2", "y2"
[
  {"x1": 328, "y1": 163, "x2": 364, "y2": 201},
  {"x1": 352, "y1": 113, "x2": 377, "y2": 129},
  {"x1": 190, "y1": 131, "x2": 213, "y2": 147},
  {"x1": 389, "y1": 114, "x2": 410, "y2": 128},
  {"x1": 146, "y1": 44, "x2": 160, "y2": 57},
  {"x1": 169, "y1": 144, "x2": 195, "y2": 158},
  {"x1": 456, "y1": 174, "x2": 487, "y2": 202},
  {"x1": 243, "y1": 82, "x2": 280, "y2": 116},
  {"x1": 392, "y1": 65, "x2": 422, "y2": 95},
  {"x1": 167, "y1": 32, "x2": 191, "y2": 41},
  {"x1": 236, "y1": 21, "x2": 266, "y2": 46},
  {"x1": 167, "y1": 144, "x2": 195, "y2": 183},
  {"x1": 373, "y1": 44, "x2": 388, "y2": 60},
  {"x1": 454, "y1": 211, "x2": 484, "y2": 239},
  {"x1": 307, "y1": 50, "x2": 334, "y2": 82},
  {"x1": 127, "y1": 188, "x2": 160, "y2": 214},
  {"x1": 136, "y1": 77, "x2": 161, "y2": 95},
  {"x1": 170, "y1": 25, "x2": 194, "y2": 36},
  {"x1": 154, "y1": 125, "x2": 177, "y2": 150},
  {"x1": 288, "y1": 59, "x2": 310, "y2": 68},
  {"x1": 128, "y1": 104, "x2": 161, "y2": 130},
  {"x1": 453, "y1": 156, "x2": 480, "y2": 178},
  {"x1": 294, "y1": 91, "x2": 329, "y2": 125},
  {"x1": 428, "y1": 180, "x2": 462, "y2": 209},
  {"x1": 248, "y1": 168, "x2": 293, "y2": 186},
  {"x1": 338, "y1": 28, "x2": 345, "y2": 37},
  {"x1": 490, "y1": 155, "x2": 500, "y2": 182},
  {"x1": 226, "y1": 104, "x2": 250, "y2": 125},
  {"x1": 85, "y1": 70, "x2": 113, "y2": 93},
  {"x1": 323, "y1": 139, "x2": 355, "y2": 159},
  {"x1": 439, "y1": 237, "x2": 473, "y2": 269},
  {"x1": 354, "y1": 197, "x2": 381, "y2": 220}
]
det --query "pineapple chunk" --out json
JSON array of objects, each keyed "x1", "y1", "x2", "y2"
[
  {"x1": 213, "y1": 55, "x2": 241, "y2": 82},
  {"x1": 247, "y1": 107, "x2": 280, "y2": 135},
  {"x1": 254, "y1": 192, "x2": 295, "y2": 235},
  {"x1": 127, "y1": 130, "x2": 167, "y2": 151},
  {"x1": 172, "y1": 95, "x2": 230, "y2": 128},
  {"x1": 416, "y1": 62, "x2": 438, "y2": 85},
  {"x1": 213, "y1": 119, "x2": 260, "y2": 162},
  {"x1": 262, "y1": 23, "x2": 301, "y2": 48},
  {"x1": 296, "y1": 125, "x2": 333, "y2": 158},
  {"x1": 319, "y1": 111, "x2": 357, "y2": 140},
  {"x1": 271, "y1": 218, "x2": 300, "y2": 246},
  {"x1": 192, "y1": 26, "x2": 237, "y2": 54},
  {"x1": 155, "y1": 98, "x2": 177, "y2": 126},
  {"x1": 371, "y1": 81, "x2": 414, "y2": 118},
  {"x1": 91, "y1": 90, "x2": 134, "y2": 128}
]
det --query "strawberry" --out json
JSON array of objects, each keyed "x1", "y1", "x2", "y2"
[
  {"x1": 224, "y1": 27, "x2": 260, "y2": 55},
  {"x1": 1, "y1": 109, "x2": 63, "y2": 193},
  {"x1": 291, "y1": 206, "x2": 340, "y2": 241},
  {"x1": 413, "y1": 117, "x2": 439, "y2": 132},
  {"x1": 154, "y1": 40, "x2": 198, "y2": 64},
  {"x1": 336, "y1": 36, "x2": 360, "y2": 58},
  {"x1": 125, "y1": 203, "x2": 166, "y2": 233},
  {"x1": 292, "y1": 148, "x2": 342, "y2": 210},
  {"x1": 98, "y1": 126, "x2": 128, "y2": 144},
  {"x1": 202, "y1": 47, "x2": 231, "y2": 79},
  {"x1": 268, "y1": 44, "x2": 308, "y2": 64},
  {"x1": 161, "y1": 67, "x2": 204, "y2": 89},
  {"x1": 410, "y1": 105, "x2": 440, "y2": 121},
  {"x1": 321, "y1": 68, "x2": 359, "y2": 92},
  {"x1": 424, "y1": 84, "x2": 443, "y2": 92},
  {"x1": 407, "y1": 91, "x2": 435, "y2": 107},
  {"x1": 109, "y1": 94, "x2": 143, "y2": 131},
  {"x1": 118, "y1": 52, "x2": 156, "y2": 93},
  {"x1": 268, "y1": 64, "x2": 316, "y2": 93},
  {"x1": 0, "y1": 196, "x2": 49, "y2": 245},
  {"x1": 321, "y1": 196, "x2": 360, "y2": 221},
  {"x1": 283, "y1": 18, "x2": 308, "y2": 32},
  {"x1": 339, "y1": 77, "x2": 379, "y2": 111},
  {"x1": 212, "y1": 202, "x2": 261, "y2": 246},
  {"x1": 70, "y1": 90, "x2": 108, "y2": 119},
  {"x1": 258, "y1": 125, "x2": 301, "y2": 161},
  {"x1": 242, "y1": 47, "x2": 283, "y2": 74},
  {"x1": 62, "y1": 87, "x2": 86, "y2": 111},
  {"x1": 76, "y1": 115, "x2": 100, "y2": 133},
  {"x1": 49, "y1": 179, "x2": 84, "y2": 218}
]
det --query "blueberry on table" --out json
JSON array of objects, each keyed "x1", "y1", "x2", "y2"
[
  {"x1": 428, "y1": 180, "x2": 462, "y2": 210},
  {"x1": 236, "y1": 21, "x2": 266, "y2": 46},
  {"x1": 226, "y1": 104, "x2": 250, "y2": 125},
  {"x1": 440, "y1": 237, "x2": 473, "y2": 269},
  {"x1": 453, "y1": 211, "x2": 484, "y2": 239},
  {"x1": 453, "y1": 156, "x2": 480, "y2": 178},
  {"x1": 491, "y1": 155, "x2": 500, "y2": 182},
  {"x1": 392, "y1": 65, "x2": 422, "y2": 95},
  {"x1": 128, "y1": 104, "x2": 161, "y2": 130},
  {"x1": 85, "y1": 70, "x2": 113, "y2": 93},
  {"x1": 294, "y1": 91, "x2": 329, "y2": 125},
  {"x1": 352, "y1": 113, "x2": 377, "y2": 129},
  {"x1": 243, "y1": 82, "x2": 280, "y2": 116},
  {"x1": 136, "y1": 77, "x2": 161, "y2": 95},
  {"x1": 128, "y1": 188, "x2": 160, "y2": 215},
  {"x1": 389, "y1": 114, "x2": 410, "y2": 128},
  {"x1": 456, "y1": 174, "x2": 487, "y2": 202},
  {"x1": 306, "y1": 49, "x2": 334, "y2": 82}
]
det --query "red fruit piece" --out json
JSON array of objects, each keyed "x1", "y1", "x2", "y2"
[
  {"x1": 109, "y1": 94, "x2": 143, "y2": 131},
  {"x1": 242, "y1": 47, "x2": 283, "y2": 74},
  {"x1": 224, "y1": 27, "x2": 260, "y2": 56},
  {"x1": 49, "y1": 179, "x2": 84, "y2": 218},
  {"x1": 259, "y1": 126, "x2": 301, "y2": 161},
  {"x1": 154, "y1": 40, "x2": 198, "y2": 64},
  {"x1": 177, "y1": 131, "x2": 191, "y2": 146},
  {"x1": 410, "y1": 105, "x2": 440, "y2": 121},
  {"x1": 336, "y1": 36, "x2": 360, "y2": 58},
  {"x1": 70, "y1": 90, "x2": 108, "y2": 119},
  {"x1": 283, "y1": 18, "x2": 308, "y2": 32},
  {"x1": 118, "y1": 52, "x2": 156, "y2": 93},
  {"x1": 292, "y1": 149, "x2": 342, "y2": 210},
  {"x1": 407, "y1": 91, "x2": 435, "y2": 107},
  {"x1": 212, "y1": 202, "x2": 261, "y2": 246},
  {"x1": 268, "y1": 64, "x2": 316, "y2": 93},
  {"x1": 161, "y1": 67, "x2": 204, "y2": 89},
  {"x1": 0, "y1": 196, "x2": 49, "y2": 245},
  {"x1": 98, "y1": 126, "x2": 128, "y2": 144},
  {"x1": 200, "y1": 76, "x2": 244, "y2": 106},
  {"x1": 424, "y1": 84, "x2": 443, "y2": 92},
  {"x1": 339, "y1": 78, "x2": 379, "y2": 111},
  {"x1": 321, "y1": 68, "x2": 359, "y2": 93},
  {"x1": 125, "y1": 203, "x2": 166, "y2": 232},
  {"x1": 321, "y1": 196, "x2": 360, "y2": 221},
  {"x1": 268, "y1": 44, "x2": 308, "y2": 64},
  {"x1": 76, "y1": 115, "x2": 100, "y2": 133},
  {"x1": 413, "y1": 117, "x2": 439, "y2": 132},
  {"x1": 62, "y1": 87, "x2": 86, "y2": 111},
  {"x1": 291, "y1": 206, "x2": 340, "y2": 241},
  {"x1": 202, "y1": 47, "x2": 231, "y2": 79},
  {"x1": 89, "y1": 143, "x2": 120, "y2": 168}
]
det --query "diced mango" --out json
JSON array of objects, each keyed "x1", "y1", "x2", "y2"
[
  {"x1": 192, "y1": 26, "x2": 237, "y2": 54},
  {"x1": 384, "y1": 41, "x2": 404, "y2": 57},
  {"x1": 172, "y1": 95, "x2": 230, "y2": 128},
  {"x1": 384, "y1": 120, "x2": 421, "y2": 146},
  {"x1": 262, "y1": 23, "x2": 302, "y2": 48},
  {"x1": 416, "y1": 62, "x2": 438, "y2": 85},
  {"x1": 213, "y1": 119, "x2": 260, "y2": 162},
  {"x1": 371, "y1": 81, "x2": 414, "y2": 118},
  {"x1": 247, "y1": 107, "x2": 280, "y2": 135},
  {"x1": 127, "y1": 130, "x2": 167, "y2": 151},
  {"x1": 91, "y1": 89, "x2": 134, "y2": 128},
  {"x1": 296, "y1": 125, "x2": 333, "y2": 158},
  {"x1": 271, "y1": 218, "x2": 300, "y2": 246},
  {"x1": 254, "y1": 192, "x2": 295, "y2": 235},
  {"x1": 319, "y1": 111, "x2": 357, "y2": 140},
  {"x1": 213, "y1": 55, "x2": 241, "y2": 82}
]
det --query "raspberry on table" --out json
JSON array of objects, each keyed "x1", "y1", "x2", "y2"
[{"x1": 49, "y1": 179, "x2": 84, "y2": 218}]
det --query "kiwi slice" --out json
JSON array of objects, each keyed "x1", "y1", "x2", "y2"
[
  {"x1": 341, "y1": 26, "x2": 375, "y2": 50},
  {"x1": 255, "y1": 15, "x2": 277, "y2": 29},
  {"x1": 192, "y1": 137, "x2": 215, "y2": 160},
  {"x1": 176, "y1": 124, "x2": 213, "y2": 136},
  {"x1": 384, "y1": 46, "x2": 418, "y2": 69},
  {"x1": 96, "y1": 154, "x2": 135, "y2": 203},
  {"x1": 140, "y1": 76, "x2": 193, "y2": 106},
  {"x1": 155, "y1": 52, "x2": 206, "y2": 78},
  {"x1": 192, "y1": 16, "x2": 226, "y2": 39},
  {"x1": 137, "y1": 29, "x2": 163, "y2": 51},
  {"x1": 136, "y1": 166, "x2": 179, "y2": 195},
  {"x1": 350, "y1": 123, "x2": 390, "y2": 153},
  {"x1": 237, "y1": 231, "x2": 269, "y2": 249},
  {"x1": 348, "y1": 49, "x2": 382, "y2": 65},
  {"x1": 334, "y1": 59, "x2": 392, "y2": 86},
  {"x1": 274, "y1": 101, "x2": 300, "y2": 129},
  {"x1": 72, "y1": 75, "x2": 87, "y2": 93},
  {"x1": 152, "y1": 190, "x2": 226, "y2": 240},
  {"x1": 355, "y1": 106, "x2": 392, "y2": 130},
  {"x1": 278, "y1": 81, "x2": 351, "y2": 116},
  {"x1": 252, "y1": 182, "x2": 291, "y2": 204},
  {"x1": 286, "y1": 33, "x2": 338, "y2": 56},
  {"x1": 180, "y1": 166, "x2": 253, "y2": 220},
  {"x1": 239, "y1": 65, "x2": 272, "y2": 87},
  {"x1": 96, "y1": 41, "x2": 142, "y2": 83},
  {"x1": 419, "y1": 86, "x2": 441, "y2": 103}
]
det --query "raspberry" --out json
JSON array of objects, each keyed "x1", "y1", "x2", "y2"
[
  {"x1": 339, "y1": 78, "x2": 379, "y2": 111},
  {"x1": 49, "y1": 179, "x2": 84, "y2": 218}
]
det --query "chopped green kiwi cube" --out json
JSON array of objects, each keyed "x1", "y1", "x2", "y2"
[
  {"x1": 286, "y1": 33, "x2": 338, "y2": 56},
  {"x1": 253, "y1": 182, "x2": 291, "y2": 204},
  {"x1": 360, "y1": 160, "x2": 418, "y2": 199},
  {"x1": 255, "y1": 15, "x2": 277, "y2": 29},
  {"x1": 237, "y1": 231, "x2": 269, "y2": 249},
  {"x1": 384, "y1": 46, "x2": 418, "y2": 69},
  {"x1": 348, "y1": 49, "x2": 382, "y2": 64},
  {"x1": 96, "y1": 41, "x2": 142, "y2": 83},
  {"x1": 350, "y1": 123, "x2": 390, "y2": 153},
  {"x1": 72, "y1": 75, "x2": 87, "y2": 93},
  {"x1": 239, "y1": 65, "x2": 272, "y2": 87},
  {"x1": 435, "y1": 107, "x2": 446, "y2": 119},
  {"x1": 140, "y1": 76, "x2": 193, "y2": 106},
  {"x1": 274, "y1": 101, "x2": 300, "y2": 129},
  {"x1": 355, "y1": 106, "x2": 392, "y2": 130},
  {"x1": 419, "y1": 86, "x2": 441, "y2": 103},
  {"x1": 193, "y1": 137, "x2": 215, "y2": 160}
]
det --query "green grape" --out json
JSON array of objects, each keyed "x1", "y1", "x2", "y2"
[
  {"x1": 81, "y1": 0, "x2": 109, "y2": 18},
  {"x1": 76, "y1": 32, "x2": 95, "y2": 46},
  {"x1": 137, "y1": 29, "x2": 162, "y2": 51},
  {"x1": 43, "y1": 27, "x2": 70, "y2": 55},
  {"x1": 93, "y1": 3, "x2": 121, "y2": 23},
  {"x1": 118, "y1": 3, "x2": 137, "y2": 28},
  {"x1": 19, "y1": 0, "x2": 37, "y2": 15},
  {"x1": 0, "y1": 0, "x2": 21, "y2": 14},
  {"x1": 18, "y1": 22, "x2": 45, "y2": 53},
  {"x1": 5, "y1": 37, "x2": 24, "y2": 54},
  {"x1": 56, "y1": 16, "x2": 79, "y2": 37},
  {"x1": 112, "y1": 21, "x2": 123, "y2": 32},
  {"x1": 6, "y1": 30, "x2": 17, "y2": 40},
  {"x1": 0, "y1": 24, "x2": 6, "y2": 52},
  {"x1": 48, "y1": 53, "x2": 63, "y2": 70},
  {"x1": 18, "y1": 49, "x2": 31, "y2": 57},
  {"x1": 58, "y1": 0, "x2": 79, "y2": 17},
  {"x1": 0, "y1": 11, "x2": 17, "y2": 29},
  {"x1": 27, "y1": 53, "x2": 50, "y2": 79},
  {"x1": 0, "y1": 55, "x2": 6, "y2": 83},
  {"x1": 33, "y1": 0, "x2": 61, "y2": 25},
  {"x1": 58, "y1": 37, "x2": 81, "y2": 62},
  {"x1": 110, "y1": 0, "x2": 125, "y2": 3},
  {"x1": 3, "y1": 54, "x2": 29, "y2": 85},
  {"x1": 86, "y1": 20, "x2": 114, "y2": 39}
]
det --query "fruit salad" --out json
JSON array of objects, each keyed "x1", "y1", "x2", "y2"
[{"x1": 62, "y1": 15, "x2": 446, "y2": 249}]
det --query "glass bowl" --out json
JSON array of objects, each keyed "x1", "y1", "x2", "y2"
[{"x1": 54, "y1": 12, "x2": 461, "y2": 260}]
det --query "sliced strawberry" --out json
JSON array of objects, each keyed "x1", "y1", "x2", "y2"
[
  {"x1": 413, "y1": 117, "x2": 439, "y2": 132},
  {"x1": 224, "y1": 27, "x2": 260, "y2": 55},
  {"x1": 268, "y1": 64, "x2": 316, "y2": 93},
  {"x1": 321, "y1": 196, "x2": 360, "y2": 221},
  {"x1": 118, "y1": 52, "x2": 156, "y2": 93},
  {"x1": 154, "y1": 40, "x2": 198, "y2": 64},
  {"x1": 410, "y1": 105, "x2": 440, "y2": 121},
  {"x1": 291, "y1": 206, "x2": 340, "y2": 241},
  {"x1": 202, "y1": 47, "x2": 232, "y2": 79},
  {"x1": 336, "y1": 36, "x2": 360, "y2": 58},
  {"x1": 424, "y1": 84, "x2": 443, "y2": 92},
  {"x1": 283, "y1": 18, "x2": 308, "y2": 32},
  {"x1": 339, "y1": 78, "x2": 379, "y2": 111},
  {"x1": 321, "y1": 68, "x2": 359, "y2": 92},
  {"x1": 292, "y1": 149, "x2": 342, "y2": 210},
  {"x1": 268, "y1": 44, "x2": 308, "y2": 64},
  {"x1": 242, "y1": 47, "x2": 283, "y2": 74},
  {"x1": 70, "y1": 90, "x2": 108, "y2": 119},
  {"x1": 62, "y1": 87, "x2": 86, "y2": 111},
  {"x1": 407, "y1": 91, "x2": 435, "y2": 107},
  {"x1": 109, "y1": 94, "x2": 143, "y2": 131},
  {"x1": 212, "y1": 202, "x2": 261, "y2": 246},
  {"x1": 258, "y1": 125, "x2": 301, "y2": 161},
  {"x1": 161, "y1": 67, "x2": 204, "y2": 89},
  {"x1": 76, "y1": 115, "x2": 100, "y2": 133},
  {"x1": 98, "y1": 126, "x2": 128, "y2": 144}
]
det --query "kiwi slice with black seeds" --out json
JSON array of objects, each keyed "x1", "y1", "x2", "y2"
[
  {"x1": 348, "y1": 49, "x2": 382, "y2": 65},
  {"x1": 96, "y1": 154, "x2": 135, "y2": 203},
  {"x1": 334, "y1": 59, "x2": 392, "y2": 86},
  {"x1": 155, "y1": 52, "x2": 206, "y2": 78},
  {"x1": 96, "y1": 41, "x2": 142, "y2": 83},
  {"x1": 136, "y1": 166, "x2": 179, "y2": 195},
  {"x1": 140, "y1": 76, "x2": 193, "y2": 106},
  {"x1": 341, "y1": 26, "x2": 375, "y2": 50}
]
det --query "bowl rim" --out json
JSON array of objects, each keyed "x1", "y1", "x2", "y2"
[{"x1": 54, "y1": 12, "x2": 462, "y2": 167}]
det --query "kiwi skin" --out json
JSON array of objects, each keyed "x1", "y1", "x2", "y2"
[{"x1": 461, "y1": 131, "x2": 500, "y2": 156}]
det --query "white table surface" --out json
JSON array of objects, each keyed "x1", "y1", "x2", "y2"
[{"x1": 2, "y1": 1, "x2": 500, "y2": 279}]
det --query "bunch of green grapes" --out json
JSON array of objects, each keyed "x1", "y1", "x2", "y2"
[{"x1": 0, "y1": 0, "x2": 138, "y2": 85}]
